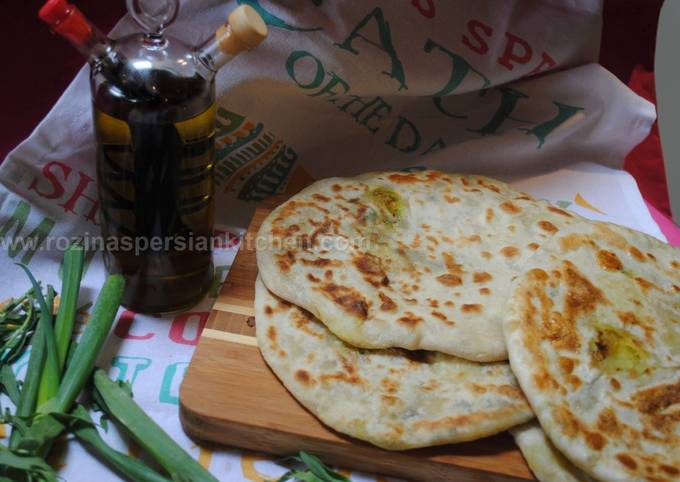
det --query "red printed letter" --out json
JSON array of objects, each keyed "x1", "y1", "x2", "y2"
[
  {"x1": 114, "y1": 310, "x2": 154, "y2": 340},
  {"x1": 59, "y1": 171, "x2": 100, "y2": 224},
  {"x1": 498, "y1": 33, "x2": 532, "y2": 70},
  {"x1": 528, "y1": 52, "x2": 556, "y2": 75},
  {"x1": 411, "y1": 0, "x2": 435, "y2": 18},
  {"x1": 462, "y1": 20, "x2": 493, "y2": 55},
  {"x1": 169, "y1": 312, "x2": 209, "y2": 346},
  {"x1": 28, "y1": 161, "x2": 70, "y2": 199}
]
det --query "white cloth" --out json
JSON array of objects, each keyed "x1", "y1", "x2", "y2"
[{"x1": 0, "y1": 1, "x2": 661, "y2": 480}]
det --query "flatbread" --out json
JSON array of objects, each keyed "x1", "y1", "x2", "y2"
[
  {"x1": 255, "y1": 277, "x2": 533, "y2": 450},
  {"x1": 257, "y1": 170, "x2": 578, "y2": 361},
  {"x1": 511, "y1": 422, "x2": 595, "y2": 482},
  {"x1": 504, "y1": 221, "x2": 680, "y2": 481}
]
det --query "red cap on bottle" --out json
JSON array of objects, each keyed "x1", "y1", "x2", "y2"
[
  {"x1": 39, "y1": 0, "x2": 92, "y2": 45},
  {"x1": 39, "y1": 0, "x2": 73, "y2": 26}
]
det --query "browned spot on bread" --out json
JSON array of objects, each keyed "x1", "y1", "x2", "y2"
[
  {"x1": 431, "y1": 310, "x2": 454, "y2": 325},
  {"x1": 301, "y1": 257, "x2": 342, "y2": 267},
  {"x1": 635, "y1": 277, "x2": 658, "y2": 292},
  {"x1": 561, "y1": 262, "x2": 606, "y2": 350},
  {"x1": 661, "y1": 465, "x2": 680, "y2": 476},
  {"x1": 538, "y1": 220, "x2": 558, "y2": 233},
  {"x1": 467, "y1": 235, "x2": 482, "y2": 243},
  {"x1": 307, "y1": 273, "x2": 320, "y2": 283},
  {"x1": 628, "y1": 246, "x2": 646, "y2": 262},
  {"x1": 412, "y1": 406, "x2": 527, "y2": 433},
  {"x1": 387, "y1": 173, "x2": 419, "y2": 184},
  {"x1": 469, "y1": 383, "x2": 487, "y2": 394},
  {"x1": 381, "y1": 395, "x2": 399, "y2": 405},
  {"x1": 529, "y1": 268, "x2": 549, "y2": 281},
  {"x1": 501, "y1": 246, "x2": 520, "y2": 258},
  {"x1": 266, "y1": 326, "x2": 277, "y2": 345},
  {"x1": 311, "y1": 193, "x2": 330, "y2": 202},
  {"x1": 378, "y1": 292, "x2": 397, "y2": 312},
  {"x1": 426, "y1": 235, "x2": 439, "y2": 245},
  {"x1": 634, "y1": 380, "x2": 680, "y2": 416},
  {"x1": 559, "y1": 356, "x2": 576, "y2": 374},
  {"x1": 534, "y1": 371, "x2": 560, "y2": 391},
  {"x1": 444, "y1": 300, "x2": 455, "y2": 307},
  {"x1": 500, "y1": 201, "x2": 521, "y2": 214},
  {"x1": 324, "y1": 270, "x2": 333, "y2": 279},
  {"x1": 559, "y1": 233, "x2": 596, "y2": 251},
  {"x1": 479, "y1": 288, "x2": 490, "y2": 295},
  {"x1": 354, "y1": 253, "x2": 384, "y2": 276},
  {"x1": 481, "y1": 251, "x2": 492, "y2": 259},
  {"x1": 461, "y1": 177, "x2": 470, "y2": 186},
  {"x1": 442, "y1": 252, "x2": 464, "y2": 274},
  {"x1": 672, "y1": 261, "x2": 680, "y2": 269},
  {"x1": 444, "y1": 194, "x2": 460, "y2": 203},
  {"x1": 586, "y1": 432, "x2": 607, "y2": 451},
  {"x1": 617, "y1": 454, "x2": 638, "y2": 470},
  {"x1": 597, "y1": 250, "x2": 623, "y2": 271},
  {"x1": 594, "y1": 224, "x2": 628, "y2": 249},
  {"x1": 486, "y1": 208, "x2": 495, "y2": 223},
  {"x1": 295, "y1": 369, "x2": 314, "y2": 386},
  {"x1": 398, "y1": 312, "x2": 423, "y2": 327},
  {"x1": 320, "y1": 283, "x2": 369, "y2": 320},
  {"x1": 421, "y1": 379, "x2": 441, "y2": 391},
  {"x1": 264, "y1": 305, "x2": 273, "y2": 316},
  {"x1": 381, "y1": 378, "x2": 399, "y2": 393},
  {"x1": 553, "y1": 405, "x2": 607, "y2": 450},
  {"x1": 597, "y1": 408, "x2": 622, "y2": 436},
  {"x1": 477, "y1": 179, "x2": 501, "y2": 193},
  {"x1": 437, "y1": 274, "x2": 462, "y2": 286},
  {"x1": 428, "y1": 299, "x2": 439, "y2": 308},
  {"x1": 276, "y1": 250, "x2": 296, "y2": 272},
  {"x1": 611, "y1": 378, "x2": 621, "y2": 390},
  {"x1": 331, "y1": 184, "x2": 342, "y2": 192},
  {"x1": 461, "y1": 303, "x2": 482, "y2": 313},
  {"x1": 548, "y1": 206, "x2": 573, "y2": 217},
  {"x1": 474, "y1": 273, "x2": 492, "y2": 286},
  {"x1": 646, "y1": 252, "x2": 657, "y2": 262}
]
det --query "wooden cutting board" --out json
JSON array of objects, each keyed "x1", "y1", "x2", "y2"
[{"x1": 179, "y1": 169, "x2": 535, "y2": 482}]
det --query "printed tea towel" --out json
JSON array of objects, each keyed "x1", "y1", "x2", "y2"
[{"x1": 0, "y1": 1, "x2": 663, "y2": 481}]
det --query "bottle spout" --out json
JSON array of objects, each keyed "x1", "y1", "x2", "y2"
[
  {"x1": 39, "y1": 0, "x2": 94, "y2": 45},
  {"x1": 196, "y1": 5, "x2": 267, "y2": 73},
  {"x1": 218, "y1": 5, "x2": 268, "y2": 54}
]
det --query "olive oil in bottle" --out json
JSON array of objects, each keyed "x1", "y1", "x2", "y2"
[{"x1": 40, "y1": 0, "x2": 267, "y2": 312}]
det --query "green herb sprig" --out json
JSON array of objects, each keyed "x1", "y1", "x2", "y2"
[{"x1": 278, "y1": 452, "x2": 350, "y2": 482}]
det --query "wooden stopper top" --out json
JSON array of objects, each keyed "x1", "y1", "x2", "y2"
[{"x1": 217, "y1": 5, "x2": 267, "y2": 55}]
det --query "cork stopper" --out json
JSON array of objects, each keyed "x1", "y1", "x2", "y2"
[{"x1": 216, "y1": 5, "x2": 267, "y2": 55}]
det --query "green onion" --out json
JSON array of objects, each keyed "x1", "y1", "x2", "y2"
[
  {"x1": 49, "y1": 274, "x2": 124, "y2": 414},
  {"x1": 16, "y1": 264, "x2": 59, "y2": 412},
  {"x1": 71, "y1": 405, "x2": 172, "y2": 482},
  {"x1": 8, "y1": 308, "x2": 45, "y2": 450},
  {"x1": 278, "y1": 452, "x2": 349, "y2": 482},
  {"x1": 93, "y1": 369, "x2": 218, "y2": 482},
  {"x1": 53, "y1": 243, "x2": 85, "y2": 370},
  {"x1": 36, "y1": 285, "x2": 59, "y2": 410},
  {"x1": 0, "y1": 444, "x2": 57, "y2": 482}
]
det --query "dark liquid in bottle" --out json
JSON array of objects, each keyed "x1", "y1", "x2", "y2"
[{"x1": 93, "y1": 68, "x2": 215, "y2": 313}]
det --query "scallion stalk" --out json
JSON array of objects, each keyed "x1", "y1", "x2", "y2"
[
  {"x1": 71, "y1": 405, "x2": 172, "y2": 482},
  {"x1": 54, "y1": 243, "x2": 85, "y2": 370},
  {"x1": 93, "y1": 369, "x2": 218, "y2": 482},
  {"x1": 50, "y1": 274, "x2": 125, "y2": 413}
]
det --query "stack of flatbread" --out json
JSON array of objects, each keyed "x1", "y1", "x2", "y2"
[{"x1": 254, "y1": 170, "x2": 680, "y2": 481}]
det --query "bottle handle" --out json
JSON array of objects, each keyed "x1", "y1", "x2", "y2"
[{"x1": 126, "y1": 0, "x2": 179, "y2": 36}]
